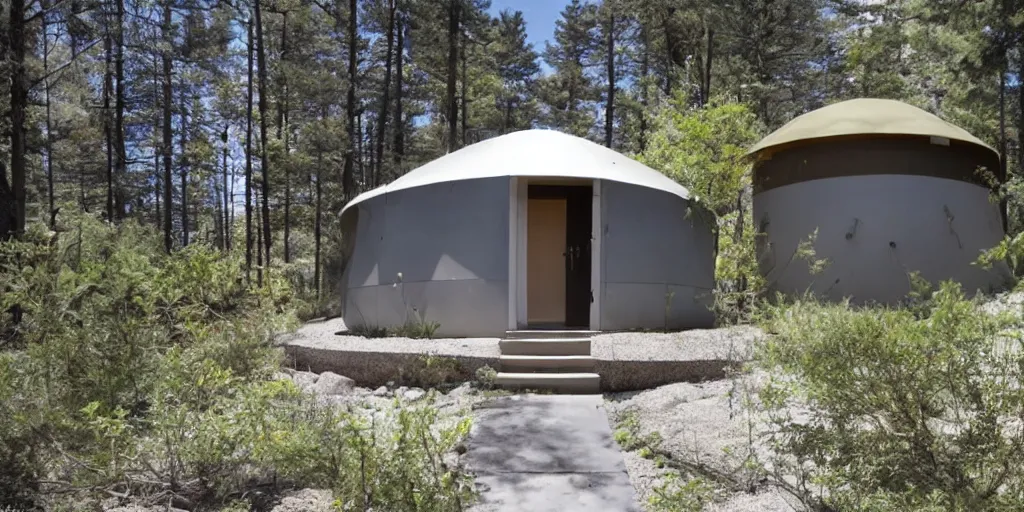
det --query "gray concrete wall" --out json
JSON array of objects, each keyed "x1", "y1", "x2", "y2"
[
  {"x1": 341, "y1": 177, "x2": 510, "y2": 337},
  {"x1": 755, "y1": 174, "x2": 1011, "y2": 304},
  {"x1": 600, "y1": 181, "x2": 716, "y2": 330}
]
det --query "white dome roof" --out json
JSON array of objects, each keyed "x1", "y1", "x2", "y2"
[{"x1": 341, "y1": 129, "x2": 691, "y2": 215}]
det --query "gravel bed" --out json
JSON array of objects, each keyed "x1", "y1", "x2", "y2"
[
  {"x1": 286, "y1": 318, "x2": 762, "y2": 363},
  {"x1": 592, "y1": 326, "x2": 761, "y2": 362},
  {"x1": 605, "y1": 372, "x2": 804, "y2": 512},
  {"x1": 980, "y1": 290, "x2": 1024, "y2": 317},
  {"x1": 618, "y1": 448, "x2": 672, "y2": 510},
  {"x1": 280, "y1": 317, "x2": 501, "y2": 358}
]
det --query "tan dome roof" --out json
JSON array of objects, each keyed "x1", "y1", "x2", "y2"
[{"x1": 748, "y1": 98, "x2": 997, "y2": 157}]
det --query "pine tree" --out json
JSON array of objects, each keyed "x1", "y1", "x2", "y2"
[
  {"x1": 495, "y1": 9, "x2": 540, "y2": 133},
  {"x1": 539, "y1": 0, "x2": 600, "y2": 138}
]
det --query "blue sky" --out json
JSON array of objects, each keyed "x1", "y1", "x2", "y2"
[{"x1": 487, "y1": 0, "x2": 569, "y2": 58}]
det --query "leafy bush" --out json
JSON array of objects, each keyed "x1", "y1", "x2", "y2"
[
  {"x1": 0, "y1": 213, "x2": 473, "y2": 510},
  {"x1": 638, "y1": 99, "x2": 765, "y2": 324},
  {"x1": 648, "y1": 473, "x2": 722, "y2": 512},
  {"x1": 754, "y1": 281, "x2": 1024, "y2": 511},
  {"x1": 474, "y1": 365, "x2": 497, "y2": 390},
  {"x1": 398, "y1": 355, "x2": 465, "y2": 389}
]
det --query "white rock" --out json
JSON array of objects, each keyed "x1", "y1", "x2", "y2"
[
  {"x1": 403, "y1": 388, "x2": 426, "y2": 401},
  {"x1": 271, "y1": 489, "x2": 335, "y2": 512},
  {"x1": 313, "y1": 371, "x2": 355, "y2": 396},
  {"x1": 396, "y1": 386, "x2": 409, "y2": 396},
  {"x1": 372, "y1": 386, "x2": 390, "y2": 397},
  {"x1": 292, "y1": 371, "x2": 318, "y2": 391},
  {"x1": 448, "y1": 382, "x2": 472, "y2": 398}
]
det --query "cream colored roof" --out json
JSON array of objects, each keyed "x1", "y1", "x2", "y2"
[
  {"x1": 748, "y1": 98, "x2": 997, "y2": 157},
  {"x1": 341, "y1": 129, "x2": 691, "y2": 215}
]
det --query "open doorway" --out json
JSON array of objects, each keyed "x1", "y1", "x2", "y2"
[{"x1": 525, "y1": 184, "x2": 592, "y2": 329}]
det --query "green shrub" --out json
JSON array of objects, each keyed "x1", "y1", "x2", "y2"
[
  {"x1": 393, "y1": 320, "x2": 441, "y2": 339},
  {"x1": 648, "y1": 473, "x2": 721, "y2": 512},
  {"x1": 613, "y1": 410, "x2": 663, "y2": 453},
  {"x1": 398, "y1": 355, "x2": 464, "y2": 389},
  {"x1": 0, "y1": 213, "x2": 473, "y2": 510},
  {"x1": 348, "y1": 320, "x2": 441, "y2": 339},
  {"x1": 475, "y1": 365, "x2": 498, "y2": 390},
  {"x1": 754, "y1": 281, "x2": 1024, "y2": 511}
]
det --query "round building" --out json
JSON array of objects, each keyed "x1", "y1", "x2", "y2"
[
  {"x1": 338, "y1": 129, "x2": 716, "y2": 337},
  {"x1": 749, "y1": 98, "x2": 1011, "y2": 304}
]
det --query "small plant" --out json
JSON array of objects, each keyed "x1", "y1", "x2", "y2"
[
  {"x1": 613, "y1": 410, "x2": 663, "y2": 453},
  {"x1": 348, "y1": 323, "x2": 390, "y2": 338},
  {"x1": 474, "y1": 365, "x2": 498, "y2": 390},
  {"x1": 393, "y1": 319, "x2": 442, "y2": 339},
  {"x1": 348, "y1": 320, "x2": 440, "y2": 339},
  {"x1": 648, "y1": 473, "x2": 721, "y2": 512},
  {"x1": 398, "y1": 355, "x2": 464, "y2": 388}
]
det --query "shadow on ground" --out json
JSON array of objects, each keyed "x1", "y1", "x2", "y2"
[{"x1": 465, "y1": 395, "x2": 640, "y2": 512}]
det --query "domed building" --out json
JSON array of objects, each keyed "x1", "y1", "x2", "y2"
[
  {"x1": 749, "y1": 98, "x2": 1011, "y2": 304},
  {"x1": 338, "y1": 129, "x2": 716, "y2": 337}
]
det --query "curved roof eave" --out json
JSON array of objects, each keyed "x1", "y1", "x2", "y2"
[
  {"x1": 747, "y1": 98, "x2": 998, "y2": 159},
  {"x1": 340, "y1": 129, "x2": 692, "y2": 216}
]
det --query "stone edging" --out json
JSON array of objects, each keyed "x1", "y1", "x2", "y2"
[{"x1": 283, "y1": 344, "x2": 742, "y2": 392}]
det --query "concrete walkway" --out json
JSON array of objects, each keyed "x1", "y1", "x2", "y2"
[{"x1": 465, "y1": 394, "x2": 640, "y2": 512}]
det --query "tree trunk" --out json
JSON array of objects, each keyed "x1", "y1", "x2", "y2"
[
  {"x1": 314, "y1": 151, "x2": 323, "y2": 299},
  {"x1": 246, "y1": 19, "x2": 255, "y2": 283},
  {"x1": 152, "y1": 56, "x2": 161, "y2": 225},
  {"x1": 8, "y1": 0, "x2": 28, "y2": 237},
  {"x1": 343, "y1": 0, "x2": 358, "y2": 198},
  {"x1": 357, "y1": 112, "x2": 365, "y2": 185},
  {"x1": 222, "y1": 126, "x2": 230, "y2": 251},
  {"x1": 374, "y1": 0, "x2": 396, "y2": 184},
  {"x1": 638, "y1": 23, "x2": 649, "y2": 153},
  {"x1": 104, "y1": 28, "x2": 115, "y2": 222},
  {"x1": 43, "y1": 9, "x2": 56, "y2": 227},
  {"x1": 1019, "y1": 39, "x2": 1024, "y2": 192},
  {"x1": 256, "y1": 187, "x2": 263, "y2": 282},
  {"x1": 604, "y1": 12, "x2": 615, "y2": 148},
  {"x1": 365, "y1": 118, "x2": 373, "y2": 182},
  {"x1": 281, "y1": 13, "x2": 291, "y2": 263},
  {"x1": 114, "y1": 0, "x2": 127, "y2": 220},
  {"x1": 460, "y1": 31, "x2": 468, "y2": 146},
  {"x1": 179, "y1": 88, "x2": 190, "y2": 246},
  {"x1": 446, "y1": 0, "x2": 460, "y2": 153},
  {"x1": 0, "y1": 162, "x2": 13, "y2": 240},
  {"x1": 161, "y1": 0, "x2": 174, "y2": 252},
  {"x1": 998, "y1": 66, "x2": 1008, "y2": 232},
  {"x1": 276, "y1": 13, "x2": 288, "y2": 141},
  {"x1": 661, "y1": 14, "x2": 674, "y2": 96},
  {"x1": 393, "y1": 10, "x2": 405, "y2": 178},
  {"x1": 213, "y1": 170, "x2": 223, "y2": 250},
  {"x1": 703, "y1": 26, "x2": 714, "y2": 106},
  {"x1": 255, "y1": 0, "x2": 273, "y2": 277}
]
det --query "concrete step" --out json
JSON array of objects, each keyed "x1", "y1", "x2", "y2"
[
  {"x1": 500, "y1": 355, "x2": 596, "y2": 373},
  {"x1": 505, "y1": 330, "x2": 599, "y2": 339},
  {"x1": 499, "y1": 338, "x2": 591, "y2": 356},
  {"x1": 495, "y1": 372, "x2": 601, "y2": 394}
]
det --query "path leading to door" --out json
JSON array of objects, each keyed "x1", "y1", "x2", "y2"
[{"x1": 465, "y1": 394, "x2": 640, "y2": 512}]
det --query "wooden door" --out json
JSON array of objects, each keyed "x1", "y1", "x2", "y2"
[{"x1": 526, "y1": 197, "x2": 567, "y2": 325}]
